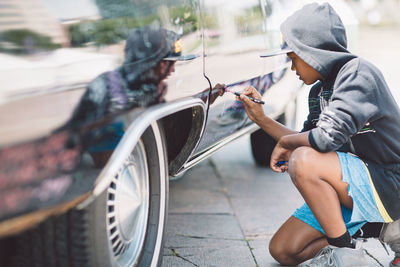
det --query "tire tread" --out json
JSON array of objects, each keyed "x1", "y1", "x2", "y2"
[{"x1": 7, "y1": 209, "x2": 90, "y2": 267}]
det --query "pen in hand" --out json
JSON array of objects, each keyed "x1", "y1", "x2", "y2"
[
  {"x1": 225, "y1": 88, "x2": 265, "y2": 105},
  {"x1": 276, "y1": 160, "x2": 288, "y2": 166}
]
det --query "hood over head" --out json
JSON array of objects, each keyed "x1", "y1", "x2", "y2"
[
  {"x1": 122, "y1": 26, "x2": 180, "y2": 84},
  {"x1": 280, "y1": 2, "x2": 356, "y2": 79}
]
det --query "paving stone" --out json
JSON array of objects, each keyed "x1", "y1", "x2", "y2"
[
  {"x1": 223, "y1": 170, "x2": 302, "y2": 236},
  {"x1": 162, "y1": 214, "x2": 256, "y2": 266},
  {"x1": 165, "y1": 214, "x2": 245, "y2": 247},
  {"x1": 167, "y1": 245, "x2": 256, "y2": 267},
  {"x1": 171, "y1": 161, "x2": 221, "y2": 191},
  {"x1": 211, "y1": 136, "x2": 304, "y2": 237},
  {"x1": 248, "y1": 238, "x2": 281, "y2": 267},
  {"x1": 162, "y1": 256, "x2": 195, "y2": 267},
  {"x1": 169, "y1": 162, "x2": 233, "y2": 215}
]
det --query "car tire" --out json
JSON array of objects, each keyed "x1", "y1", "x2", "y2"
[
  {"x1": 250, "y1": 128, "x2": 277, "y2": 167},
  {"x1": 10, "y1": 123, "x2": 168, "y2": 267},
  {"x1": 250, "y1": 115, "x2": 285, "y2": 167}
]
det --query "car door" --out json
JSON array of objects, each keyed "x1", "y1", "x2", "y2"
[{"x1": 193, "y1": 0, "x2": 285, "y2": 155}]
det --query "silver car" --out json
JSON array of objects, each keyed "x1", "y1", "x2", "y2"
[{"x1": 0, "y1": 0, "x2": 357, "y2": 266}]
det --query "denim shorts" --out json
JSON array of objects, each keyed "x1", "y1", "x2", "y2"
[{"x1": 292, "y1": 151, "x2": 385, "y2": 236}]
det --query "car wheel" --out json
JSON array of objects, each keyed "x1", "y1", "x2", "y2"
[
  {"x1": 250, "y1": 128, "x2": 277, "y2": 167},
  {"x1": 10, "y1": 123, "x2": 168, "y2": 267},
  {"x1": 250, "y1": 114, "x2": 285, "y2": 167}
]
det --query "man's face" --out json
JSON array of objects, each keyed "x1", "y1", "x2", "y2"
[
  {"x1": 156, "y1": 60, "x2": 176, "y2": 80},
  {"x1": 154, "y1": 60, "x2": 176, "y2": 102},
  {"x1": 287, "y1": 52, "x2": 324, "y2": 85}
]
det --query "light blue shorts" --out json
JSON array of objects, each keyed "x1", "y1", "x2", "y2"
[{"x1": 292, "y1": 152, "x2": 385, "y2": 236}]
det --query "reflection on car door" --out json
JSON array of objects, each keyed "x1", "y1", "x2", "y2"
[{"x1": 194, "y1": 0, "x2": 271, "y2": 154}]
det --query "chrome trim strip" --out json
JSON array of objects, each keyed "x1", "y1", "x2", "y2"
[
  {"x1": 150, "y1": 121, "x2": 167, "y2": 267},
  {"x1": 78, "y1": 97, "x2": 206, "y2": 208},
  {"x1": 177, "y1": 123, "x2": 259, "y2": 175},
  {"x1": 176, "y1": 107, "x2": 285, "y2": 176}
]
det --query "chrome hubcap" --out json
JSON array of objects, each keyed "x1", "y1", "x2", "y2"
[{"x1": 106, "y1": 140, "x2": 149, "y2": 266}]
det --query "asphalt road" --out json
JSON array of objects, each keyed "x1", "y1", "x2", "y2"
[{"x1": 162, "y1": 26, "x2": 400, "y2": 267}]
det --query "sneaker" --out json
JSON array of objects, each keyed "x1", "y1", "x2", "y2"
[
  {"x1": 380, "y1": 219, "x2": 400, "y2": 267},
  {"x1": 391, "y1": 256, "x2": 400, "y2": 267},
  {"x1": 303, "y1": 243, "x2": 370, "y2": 267}
]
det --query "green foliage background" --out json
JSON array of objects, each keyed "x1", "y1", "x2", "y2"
[{"x1": 0, "y1": 29, "x2": 60, "y2": 54}]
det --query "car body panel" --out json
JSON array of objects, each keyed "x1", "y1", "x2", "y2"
[{"x1": 0, "y1": 0, "x2": 358, "y2": 235}]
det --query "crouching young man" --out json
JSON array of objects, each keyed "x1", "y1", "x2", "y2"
[{"x1": 239, "y1": 3, "x2": 400, "y2": 266}]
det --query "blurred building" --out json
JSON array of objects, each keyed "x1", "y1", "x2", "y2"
[
  {"x1": 347, "y1": 0, "x2": 400, "y2": 26},
  {"x1": 0, "y1": 0, "x2": 69, "y2": 46}
]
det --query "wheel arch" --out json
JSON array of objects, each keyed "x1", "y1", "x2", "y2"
[
  {"x1": 160, "y1": 104, "x2": 205, "y2": 176},
  {"x1": 78, "y1": 97, "x2": 207, "y2": 208}
]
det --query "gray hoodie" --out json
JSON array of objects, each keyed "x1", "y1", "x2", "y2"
[{"x1": 281, "y1": 2, "x2": 400, "y2": 221}]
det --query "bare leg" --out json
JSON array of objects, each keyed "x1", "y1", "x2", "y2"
[
  {"x1": 269, "y1": 216, "x2": 327, "y2": 265},
  {"x1": 270, "y1": 147, "x2": 355, "y2": 265},
  {"x1": 288, "y1": 147, "x2": 352, "y2": 238}
]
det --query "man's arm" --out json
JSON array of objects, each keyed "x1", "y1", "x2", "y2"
[
  {"x1": 278, "y1": 131, "x2": 310, "y2": 150},
  {"x1": 254, "y1": 115, "x2": 297, "y2": 141},
  {"x1": 239, "y1": 86, "x2": 297, "y2": 140},
  {"x1": 239, "y1": 86, "x2": 313, "y2": 172}
]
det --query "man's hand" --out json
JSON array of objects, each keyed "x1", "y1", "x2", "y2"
[
  {"x1": 201, "y1": 83, "x2": 225, "y2": 104},
  {"x1": 269, "y1": 132, "x2": 311, "y2": 173},
  {"x1": 239, "y1": 86, "x2": 265, "y2": 124},
  {"x1": 209, "y1": 83, "x2": 225, "y2": 104},
  {"x1": 270, "y1": 140, "x2": 292, "y2": 173}
]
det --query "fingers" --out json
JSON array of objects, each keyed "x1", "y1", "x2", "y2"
[
  {"x1": 270, "y1": 164, "x2": 282, "y2": 172},
  {"x1": 273, "y1": 162, "x2": 288, "y2": 173},
  {"x1": 238, "y1": 91, "x2": 264, "y2": 123},
  {"x1": 243, "y1": 86, "x2": 255, "y2": 94},
  {"x1": 219, "y1": 83, "x2": 226, "y2": 96},
  {"x1": 214, "y1": 83, "x2": 226, "y2": 96},
  {"x1": 243, "y1": 86, "x2": 262, "y2": 99},
  {"x1": 214, "y1": 83, "x2": 226, "y2": 90},
  {"x1": 270, "y1": 160, "x2": 288, "y2": 173},
  {"x1": 270, "y1": 143, "x2": 290, "y2": 173},
  {"x1": 239, "y1": 94, "x2": 252, "y2": 105}
]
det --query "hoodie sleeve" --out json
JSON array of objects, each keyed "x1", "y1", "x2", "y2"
[
  {"x1": 309, "y1": 68, "x2": 380, "y2": 152},
  {"x1": 70, "y1": 74, "x2": 109, "y2": 125}
]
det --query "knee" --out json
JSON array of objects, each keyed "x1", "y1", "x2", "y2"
[
  {"x1": 288, "y1": 146, "x2": 317, "y2": 187},
  {"x1": 269, "y1": 235, "x2": 297, "y2": 266}
]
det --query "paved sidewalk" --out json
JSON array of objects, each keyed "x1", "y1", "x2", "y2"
[{"x1": 162, "y1": 135, "x2": 394, "y2": 267}]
